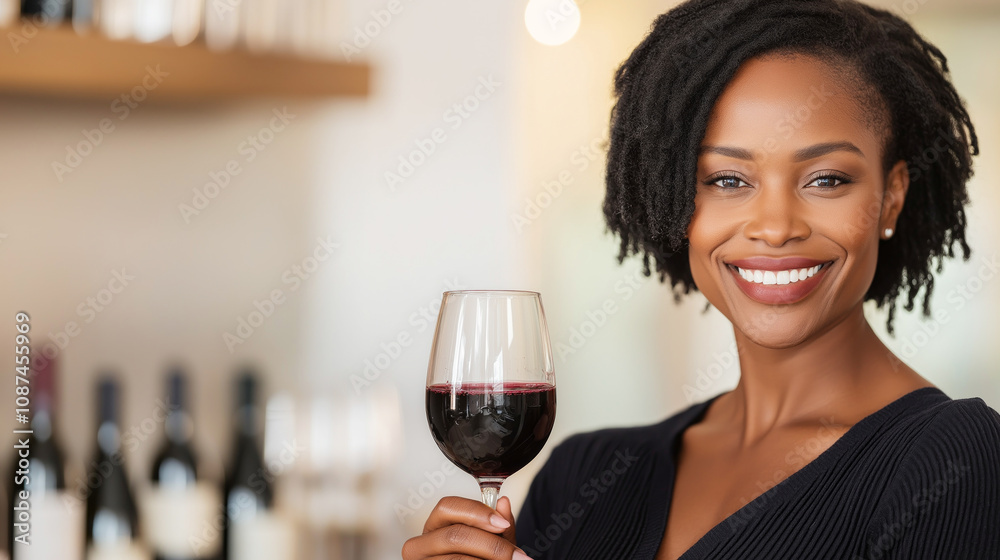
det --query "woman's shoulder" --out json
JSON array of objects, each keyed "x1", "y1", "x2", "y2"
[
  {"x1": 862, "y1": 393, "x2": 1000, "y2": 556},
  {"x1": 867, "y1": 390, "x2": 1000, "y2": 515},
  {"x1": 890, "y1": 391, "x2": 1000, "y2": 466}
]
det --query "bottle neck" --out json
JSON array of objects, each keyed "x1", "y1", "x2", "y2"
[
  {"x1": 165, "y1": 408, "x2": 192, "y2": 445},
  {"x1": 163, "y1": 371, "x2": 191, "y2": 444},
  {"x1": 32, "y1": 407, "x2": 54, "y2": 441},
  {"x1": 32, "y1": 359, "x2": 58, "y2": 441},
  {"x1": 96, "y1": 378, "x2": 121, "y2": 453},
  {"x1": 235, "y1": 404, "x2": 258, "y2": 438},
  {"x1": 97, "y1": 421, "x2": 121, "y2": 455}
]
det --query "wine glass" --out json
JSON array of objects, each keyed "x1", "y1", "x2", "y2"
[{"x1": 425, "y1": 290, "x2": 557, "y2": 509}]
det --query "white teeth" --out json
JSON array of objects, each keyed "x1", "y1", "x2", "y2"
[{"x1": 734, "y1": 263, "x2": 826, "y2": 285}]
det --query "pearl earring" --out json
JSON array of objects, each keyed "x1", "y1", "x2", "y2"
[{"x1": 884, "y1": 227, "x2": 894, "y2": 239}]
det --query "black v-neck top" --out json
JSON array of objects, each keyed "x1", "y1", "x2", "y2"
[{"x1": 515, "y1": 387, "x2": 1000, "y2": 559}]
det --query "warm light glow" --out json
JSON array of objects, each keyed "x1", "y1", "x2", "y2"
[{"x1": 525, "y1": 0, "x2": 581, "y2": 46}]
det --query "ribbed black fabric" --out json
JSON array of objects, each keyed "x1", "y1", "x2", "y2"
[{"x1": 516, "y1": 387, "x2": 1000, "y2": 559}]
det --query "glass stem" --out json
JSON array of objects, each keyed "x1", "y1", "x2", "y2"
[{"x1": 477, "y1": 477, "x2": 505, "y2": 510}]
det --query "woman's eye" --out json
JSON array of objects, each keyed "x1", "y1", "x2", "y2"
[
  {"x1": 712, "y1": 176, "x2": 747, "y2": 189},
  {"x1": 807, "y1": 175, "x2": 849, "y2": 188}
]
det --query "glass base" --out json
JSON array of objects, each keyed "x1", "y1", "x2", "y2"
[{"x1": 477, "y1": 477, "x2": 505, "y2": 509}]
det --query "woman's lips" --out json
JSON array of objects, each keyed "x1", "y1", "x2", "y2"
[{"x1": 726, "y1": 260, "x2": 833, "y2": 305}]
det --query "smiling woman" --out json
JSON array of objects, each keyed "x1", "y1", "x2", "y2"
[{"x1": 401, "y1": 1, "x2": 1000, "y2": 559}]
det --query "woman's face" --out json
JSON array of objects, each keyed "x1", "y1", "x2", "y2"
[{"x1": 688, "y1": 54, "x2": 908, "y2": 348}]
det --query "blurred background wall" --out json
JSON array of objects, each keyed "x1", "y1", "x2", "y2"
[{"x1": 1, "y1": 0, "x2": 998, "y2": 557}]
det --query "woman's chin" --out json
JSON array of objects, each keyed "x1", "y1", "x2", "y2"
[{"x1": 731, "y1": 314, "x2": 819, "y2": 349}]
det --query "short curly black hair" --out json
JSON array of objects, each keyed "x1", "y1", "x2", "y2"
[{"x1": 602, "y1": 0, "x2": 978, "y2": 335}]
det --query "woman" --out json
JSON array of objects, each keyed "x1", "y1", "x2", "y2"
[{"x1": 402, "y1": 0, "x2": 1000, "y2": 558}]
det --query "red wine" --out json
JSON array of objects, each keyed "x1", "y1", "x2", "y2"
[{"x1": 426, "y1": 383, "x2": 556, "y2": 478}]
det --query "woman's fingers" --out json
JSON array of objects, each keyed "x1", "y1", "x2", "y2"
[
  {"x1": 400, "y1": 496, "x2": 531, "y2": 560},
  {"x1": 403, "y1": 524, "x2": 528, "y2": 559},
  {"x1": 423, "y1": 555, "x2": 532, "y2": 560},
  {"x1": 495, "y1": 496, "x2": 518, "y2": 544},
  {"x1": 423, "y1": 496, "x2": 513, "y2": 535}
]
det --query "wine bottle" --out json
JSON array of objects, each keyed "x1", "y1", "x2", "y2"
[
  {"x1": 86, "y1": 376, "x2": 149, "y2": 560},
  {"x1": 20, "y1": 0, "x2": 71, "y2": 24},
  {"x1": 143, "y1": 368, "x2": 221, "y2": 560},
  {"x1": 222, "y1": 370, "x2": 272, "y2": 560},
  {"x1": 8, "y1": 357, "x2": 84, "y2": 560}
]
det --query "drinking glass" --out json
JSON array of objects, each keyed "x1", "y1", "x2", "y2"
[{"x1": 425, "y1": 290, "x2": 556, "y2": 509}]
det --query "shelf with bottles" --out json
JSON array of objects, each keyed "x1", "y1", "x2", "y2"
[
  {"x1": 5, "y1": 357, "x2": 402, "y2": 560},
  {"x1": 0, "y1": 0, "x2": 370, "y2": 100}
]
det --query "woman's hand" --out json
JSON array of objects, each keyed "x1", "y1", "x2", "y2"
[{"x1": 401, "y1": 496, "x2": 533, "y2": 560}]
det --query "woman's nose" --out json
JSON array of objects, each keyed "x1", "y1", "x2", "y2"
[{"x1": 742, "y1": 183, "x2": 811, "y2": 247}]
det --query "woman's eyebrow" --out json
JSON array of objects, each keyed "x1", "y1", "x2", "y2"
[
  {"x1": 699, "y1": 145, "x2": 755, "y2": 160},
  {"x1": 793, "y1": 141, "x2": 864, "y2": 161},
  {"x1": 698, "y1": 141, "x2": 865, "y2": 161}
]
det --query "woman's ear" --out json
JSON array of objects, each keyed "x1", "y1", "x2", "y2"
[{"x1": 881, "y1": 160, "x2": 910, "y2": 234}]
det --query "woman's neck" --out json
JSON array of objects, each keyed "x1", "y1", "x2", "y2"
[{"x1": 719, "y1": 302, "x2": 930, "y2": 446}]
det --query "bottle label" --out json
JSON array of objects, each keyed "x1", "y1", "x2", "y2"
[
  {"x1": 86, "y1": 543, "x2": 151, "y2": 560},
  {"x1": 12, "y1": 492, "x2": 85, "y2": 560},
  {"x1": 231, "y1": 512, "x2": 298, "y2": 560},
  {"x1": 141, "y1": 483, "x2": 221, "y2": 558}
]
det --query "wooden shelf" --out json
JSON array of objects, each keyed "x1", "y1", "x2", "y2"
[{"x1": 0, "y1": 25, "x2": 370, "y2": 100}]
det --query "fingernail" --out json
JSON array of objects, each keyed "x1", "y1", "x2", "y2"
[
  {"x1": 489, "y1": 514, "x2": 511, "y2": 529},
  {"x1": 513, "y1": 551, "x2": 533, "y2": 560}
]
